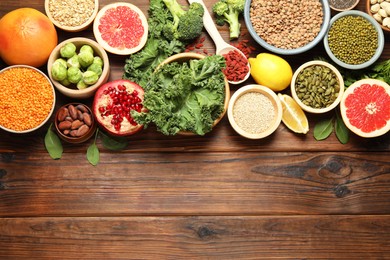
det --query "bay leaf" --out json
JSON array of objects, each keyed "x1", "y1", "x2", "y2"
[
  {"x1": 335, "y1": 112, "x2": 349, "y2": 144},
  {"x1": 87, "y1": 143, "x2": 99, "y2": 166},
  {"x1": 100, "y1": 132, "x2": 128, "y2": 151},
  {"x1": 44, "y1": 124, "x2": 63, "y2": 159},
  {"x1": 313, "y1": 118, "x2": 333, "y2": 141}
]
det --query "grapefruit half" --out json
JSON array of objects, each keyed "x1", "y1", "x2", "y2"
[
  {"x1": 93, "y1": 2, "x2": 148, "y2": 55},
  {"x1": 340, "y1": 78, "x2": 390, "y2": 138}
]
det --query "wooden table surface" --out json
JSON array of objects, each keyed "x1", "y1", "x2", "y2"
[{"x1": 1, "y1": 0, "x2": 390, "y2": 259}]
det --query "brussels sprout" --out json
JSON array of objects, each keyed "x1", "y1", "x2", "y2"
[
  {"x1": 60, "y1": 78, "x2": 71, "y2": 86},
  {"x1": 51, "y1": 59, "x2": 67, "y2": 81},
  {"x1": 67, "y1": 54, "x2": 80, "y2": 68},
  {"x1": 78, "y1": 51, "x2": 94, "y2": 68},
  {"x1": 79, "y1": 44, "x2": 94, "y2": 55},
  {"x1": 60, "y1": 42, "x2": 77, "y2": 58},
  {"x1": 87, "y1": 63, "x2": 102, "y2": 76},
  {"x1": 55, "y1": 58, "x2": 67, "y2": 68},
  {"x1": 82, "y1": 71, "x2": 99, "y2": 85},
  {"x1": 67, "y1": 67, "x2": 83, "y2": 84},
  {"x1": 93, "y1": 56, "x2": 104, "y2": 67},
  {"x1": 77, "y1": 80, "x2": 88, "y2": 90}
]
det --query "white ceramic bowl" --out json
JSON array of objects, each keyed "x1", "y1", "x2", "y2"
[
  {"x1": 47, "y1": 37, "x2": 110, "y2": 99},
  {"x1": 228, "y1": 84, "x2": 282, "y2": 139},
  {"x1": 291, "y1": 60, "x2": 344, "y2": 114},
  {"x1": 244, "y1": 0, "x2": 331, "y2": 55},
  {"x1": 0, "y1": 65, "x2": 56, "y2": 134},
  {"x1": 323, "y1": 10, "x2": 384, "y2": 70},
  {"x1": 45, "y1": 0, "x2": 99, "y2": 32}
]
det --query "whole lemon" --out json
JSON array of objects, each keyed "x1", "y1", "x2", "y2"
[{"x1": 248, "y1": 53, "x2": 293, "y2": 92}]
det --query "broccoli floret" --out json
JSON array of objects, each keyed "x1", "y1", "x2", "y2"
[
  {"x1": 162, "y1": 0, "x2": 204, "y2": 42},
  {"x1": 212, "y1": 0, "x2": 244, "y2": 39}
]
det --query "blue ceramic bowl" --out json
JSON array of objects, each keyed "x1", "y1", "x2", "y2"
[
  {"x1": 244, "y1": 0, "x2": 331, "y2": 55},
  {"x1": 323, "y1": 10, "x2": 384, "y2": 70}
]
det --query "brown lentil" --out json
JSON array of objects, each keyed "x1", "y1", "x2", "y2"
[
  {"x1": 48, "y1": 0, "x2": 95, "y2": 27},
  {"x1": 0, "y1": 67, "x2": 54, "y2": 131},
  {"x1": 327, "y1": 15, "x2": 378, "y2": 65},
  {"x1": 249, "y1": 0, "x2": 323, "y2": 49},
  {"x1": 233, "y1": 92, "x2": 275, "y2": 134}
]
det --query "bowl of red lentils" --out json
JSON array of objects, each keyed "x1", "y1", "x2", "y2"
[
  {"x1": 227, "y1": 84, "x2": 282, "y2": 139},
  {"x1": 45, "y1": 0, "x2": 99, "y2": 32},
  {"x1": 323, "y1": 10, "x2": 384, "y2": 70},
  {"x1": 0, "y1": 65, "x2": 56, "y2": 134},
  {"x1": 244, "y1": 0, "x2": 331, "y2": 55}
]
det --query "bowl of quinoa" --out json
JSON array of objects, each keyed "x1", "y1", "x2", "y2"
[
  {"x1": 45, "y1": 0, "x2": 98, "y2": 32},
  {"x1": 323, "y1": 10, "x2": 384, "y2": 70},
  {"x1": 227, "y1": 84, "x2": 282, "y2": 139},
  {"x1": 0, "y1": 65, "x2": 56, "y2": 134},
  {"x1": 244, "y1": 0, "x2": 331, "y2": 55}
]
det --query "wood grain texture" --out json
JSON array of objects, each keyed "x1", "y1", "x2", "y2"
[{"x1": 0, "y1": 0, "x2": 390, "y2": 259}]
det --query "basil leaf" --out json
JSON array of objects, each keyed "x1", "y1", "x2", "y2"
[
  {"x1": 87, "y1": 143, "x2": 99, "y2": 166},
  {"x1": 335, "y1": 112, "x2": 349, "y2": 144},
  {"x1": 100, "y1": 132, "x2": 128, "y2": 151},
  {"x1": 313, "y1": 118, "x2": 333, "y2": 141},
  {"x1": 44, "y1": 124, "x2": 63, "y2": 159}
]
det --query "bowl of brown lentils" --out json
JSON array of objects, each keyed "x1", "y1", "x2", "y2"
[
  {"x1": 45, "y1": 0, "x2": 98, "y2": 32},
  {"x1": 290, "y1": 60, "x2": 344, "y2": 114},
  {"x1": 244, "y1": 0, "x2": 331, "y2": 55},
  {"x1": 323, "y1": 10, "x2": 384, "y2": 70}
]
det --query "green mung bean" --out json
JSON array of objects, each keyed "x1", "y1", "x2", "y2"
[
  {"x1": 327, "y1": 15, "x2": 378, "y2": 65},
  {"x1": 295, "y1": 65, "x2": 340, "y2": 109}
]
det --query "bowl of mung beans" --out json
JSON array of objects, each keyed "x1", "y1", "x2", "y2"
[
  {"x1": 244, "y1": 0, "x2": 331, "y2": 55},
  {"x1": 45, "y1": 0, "x2": 99, "y2": 32},
  {"x1": 227, "y1": 84, "x2": 282, "y2": 139},
  {"x1": 323, "y1": 10, "x2": 385, "y2": 70},
  {"x1": 0, "y1": 65, "x2": 56, "y2": 134},
  {"x1": 290, "y1": 60, "x2": 344, "y2": 114}
]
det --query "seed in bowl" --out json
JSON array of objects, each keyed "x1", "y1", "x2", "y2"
[
  {"x1": 0, "y1": 67, "x2": 54, "y2": 131},
  {"x1": 327, "y1": 15, "x2": 378, "y2": 65},
  {"x1": 48, "y1": 0, "x2": 95, "y2": 27},
  {"x1": 249, "y1": 0, "x2": 323, "y2": 49},
  {"x1": 295, "y1": 64, "x2": 340, "y2": 109},
  {"x1": 232, "y1": 92, "x2": 276, "y2": 134}
]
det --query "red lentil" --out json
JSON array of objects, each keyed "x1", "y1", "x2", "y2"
[
  {"x1": 222, "y1": 50, "x2": 249, "y2": 82},
  {"x1": 0, "y1": 67, "x2": 54, "y2": 131}
]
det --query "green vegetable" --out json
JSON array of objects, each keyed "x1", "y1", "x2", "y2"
[
  {"x1": 67, "y1": 55, "x2": 81, "y2": 68},
  {"x1": 77, "y1": 80, "x2": 88, "y2": 90},
  {"x1": 132, "y1": 55, "x2": 226, "y2": 135},
  {"x1": 162, "y1": 0, "x2": 204, "y2": 42},
  {"x1": 87, "y1": 63, "x2": 103, "y2": 76},
  {"x1": 82, "y1": 70, "x2": 99, "y2": 85},
  {"x1": 44, "y1": 124, "x2": 63, "y2": 159},
  {"x1": 79, "y1": 44, "x2": 94, "y2": 55},
  {"x1": 67, "y1": 66, "x2": 83, "y2": 84},
  {"x1": 93, "y1": 56, "x2": 104, "y2": 67},
  {"x1": 60, "y1": 42, "x2": 77, "y2": 58},
  {"x1": 335, "y1": 111, "x2": 349, "y2": 144},
  {"x1": 212, "y1": 0, "x2": 244, "y2": 39},
  {"x1": 87, "y1": 130, "x2": 100, "y2": 166},
  {"x1": 78, "y1": 51, "x2": 94, "y2": 68},
  {"x1": 51, "y1": 59, "x2": 68, "y2": 81},
  {"x1": 313, "y1": 118, "x2": 333, "y2": 141}
]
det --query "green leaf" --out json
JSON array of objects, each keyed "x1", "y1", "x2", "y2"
[
  {"x1": 100, "y1": 132, "x2": 128, "y2": 151},
  {"x1": 313, "y1": 118, "x2": 333, "y2": 141},
  {"x1": 335, "y1": 112, "x2": 349, "y2": 144},
  {"x1": 87, "y1": 143, "x2": 99, "y2": 166},
  {"x1": 44, "y1": 124, "x2": 63, "y2": 159}
]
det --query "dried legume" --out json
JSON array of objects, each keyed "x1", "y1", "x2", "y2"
[
  {"x1": 233, "y1": 92, "x2": 275, "y2": 134},
  {"x1": 0, "y1": 67, "x2": 54, "y2": 131},
  {"x1": 327, "y1": 15, "x2": 378, "y2": 65},
  {"x1": 48, "y1": 0, "x2": 95, "y2": 27},
  {"x1": 249, "y1": 0, "x2": 323, "y2": 49}
]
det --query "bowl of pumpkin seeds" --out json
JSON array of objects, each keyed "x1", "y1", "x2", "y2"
[
  {"x1": 323, "y1": 10, "x2": 384, "y2": 70},
  {"x1": 290, "y1": 60, "x2": 344, "y2": 114}
]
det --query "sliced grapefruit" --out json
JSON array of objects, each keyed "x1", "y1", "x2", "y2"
[
  {"x1": 340, "y1": 79, "x2": 390, "y2": 138},
  {"x1": 93, "y1": 2, "x2": 148, "y2": 55},
  {"x1": 278, "y1": 93, "x2": 309, "y2": 134}
]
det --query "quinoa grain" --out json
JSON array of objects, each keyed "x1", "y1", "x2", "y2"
[{"x1": 48, "y1": 0, "x2": 95, "y2": 27}]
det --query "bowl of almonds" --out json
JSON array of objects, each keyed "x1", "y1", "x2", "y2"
[{"x1": 54, "y1": 103, "x2": 97, "y2": 143}]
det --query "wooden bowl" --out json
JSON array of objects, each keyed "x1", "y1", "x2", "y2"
[
  {"x1": 156, "y1": 53, "x2": 230, "y2": 135},
  {"x1": 366, "y1": 0, "x2": 390, "y2": 33},
  {"x1": 45, "y1": 0, "x2": 99, "y2": 32},
  {"x1": 47, "y1": 37, "x2": 110, "y2": 99}
]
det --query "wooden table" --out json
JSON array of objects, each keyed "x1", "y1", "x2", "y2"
[{"x1": 1, "y1": 0, "x2": 390, "y2": 259}]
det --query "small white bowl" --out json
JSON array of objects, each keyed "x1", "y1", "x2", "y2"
[
  {"x1": 228, "y1": 84, "x2": 282, "y2": 139},
  {"x1": 45, "y1": 0, "x2": 99, "y2": 32},
  {"x1": 47, "y1": 37, "x2": 110, "y2": 99},
  {"x1": 0, "y1": 65, "x2": 56, "y2": 134},
  {"x1": 291, "y1": 60, "x2": 344, "y2": 114},
  {"x1": 323, "y1": 10, "x2": 384, "y2": 70}
]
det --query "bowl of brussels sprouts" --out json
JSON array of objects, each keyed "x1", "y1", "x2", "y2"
[{"x1": 47, "y1": 37, "x2": 110, "y2": 99}]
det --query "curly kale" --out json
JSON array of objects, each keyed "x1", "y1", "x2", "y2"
[{"x1": 212, "y1": 0, "x2": 244, "y2": 39}]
